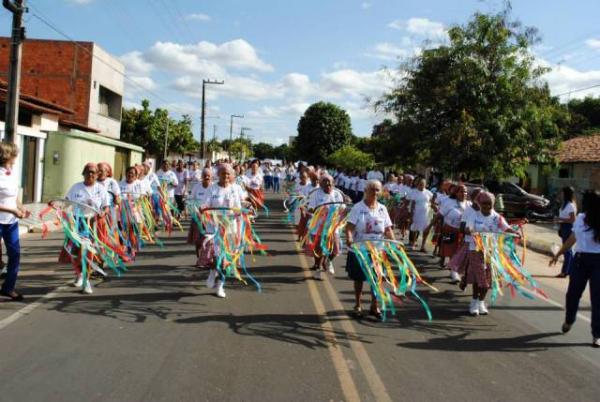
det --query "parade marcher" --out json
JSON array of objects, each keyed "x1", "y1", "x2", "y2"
[
  {"x1": 555, "y1": 186, "x2": 577, "y2": 278},
  {"x1": 307, "y1": 173, "x2": 346, "y2": 279},
  {"x1": 550, "y1": 190, "x2": 600, "y2": 348},
  {"x1": 97, "y1": 161, "x2": 121, "y2": 206},
  {"x1": 174, "y1": 160, "x2": 189, "y2": 218},
  {"x1": 200, "y1": 164, "x2": 244, "y2": 298},
  {"x1": 119, "y1": 166, "x2": 143, "y2": 198},
  {"x1": 0, "y1": 142, "x2": 30, "y2": 301},
  {"x1": 263, "y1": 163, "x2": 273, "y2": 192},
  {"x1": 345, "y1": 180, "x2": 394, "y2": 318},
  {"x1": 61, "y1": 162, "x2": 111, "y2": 294},
  {"x1": 246, "y1": 161, "x2": 265, "y2": 212},
  {"x1": 140, "y1": 160, "x2": 160, "y2": 195},
  {"x1": 156, "y1": 160, "x2": 179, "y2": 203},
  {"x1": 408, "y1": 177, "x2": 433, "y2": 250},
  {"x1": 439, "y1": 185, "x2": 469, "y2": 273},
  {"x1": 449, "y1": 187, "x2": 482, "y2": 285},
  {"x1": 464, "y1": 191, "x2": 518, "y2": 315},
  {"x1": 295, "y1": 171, "x2": 313, "y2": 241},
  {"x1": 187, "y1": 168, "x2": 214, "y2": 269}
]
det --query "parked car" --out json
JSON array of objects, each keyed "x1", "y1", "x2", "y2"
[{"x1": 484, "y1": 180, "x2": 553, "y2": 221}]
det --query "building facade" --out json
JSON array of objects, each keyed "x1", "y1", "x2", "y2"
[{"x1": 0, "y1": 38, "x2": 143, "y2": 202}]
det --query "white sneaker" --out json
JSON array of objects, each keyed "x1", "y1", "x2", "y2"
[
  {"x1": 313, "y1": 270, "x2": 322, "y2": 280},
  {"x1": 73, "y1": 274, "x2": 83, "y2": 288},
  {"x1": 592, "y1": 338, "x2": 600, "y2": 348},
  {"x1": 216, "y1": 282, "x2": 226, "y2": 298},
  {"x1": 0, "y1": 266, "x2": 7, "y2": 275},
  {"x1": 450, "y1": 271, "x2": 461, "y2": 283},
  {"x1": 83, "y1": 281, "x2": 93, "y2": 294},
  {"x1": 206, "y1": 269, "x2": 217, "y2": 289},
  {"x1": 327, "y1": 261, "x2": 335, "y2": 275},
  {"x1": 478, "y1": 300, "x2": 489, "y2": 315},
  {"x1": 469, "y1": 299, "x2": 479, "y2": 316}
]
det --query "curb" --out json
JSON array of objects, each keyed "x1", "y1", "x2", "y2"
[{"x1": 525, "y1": 238, "x2": 555, "y2": 257}]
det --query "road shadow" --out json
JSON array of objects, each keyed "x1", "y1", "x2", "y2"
[
  {"x1": 174, "y1": 312, "x2": 370, "y2": 349},
  {"x1": 396, "y1": 331, "x2": 590, "y2": 352}
]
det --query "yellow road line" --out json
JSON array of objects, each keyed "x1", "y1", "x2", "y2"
[{"x1": 294, "y1": 237, "x2": 361, "y2": 402}]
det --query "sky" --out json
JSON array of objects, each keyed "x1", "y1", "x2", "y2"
[{"x1": 4, "y1": 0, "x2": 600, "y2": 145}]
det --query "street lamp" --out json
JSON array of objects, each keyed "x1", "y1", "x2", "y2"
[
  {"x1": 240, "y1": 126, "x2": 252, "y2": 140},
  {"x1": 200, "y1": 79, "x2": 224, "y2": 160},
  {"x1": 230, "y1": 114, "x2": 244, "y2": 142}
]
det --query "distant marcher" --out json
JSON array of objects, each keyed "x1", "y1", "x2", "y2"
[{"x1": 555, "y1": 186, "x2": 577, "y2": 278}]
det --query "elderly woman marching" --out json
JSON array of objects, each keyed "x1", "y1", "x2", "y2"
[
  {"x1": 187, "y1": 168, "x2": 214, "y2": 271},
  {"x1": 345, "y1": 180, "x2": 395, "y2": 318},
  {"x1": 199, "y1": 164, "x2": 244, "y2": 298},
  {"x1": 408, "y1": 177, "x2": 433, "y2": 250},
  {"x1": 97, "y1": 162, "x2": 121, "y2": 206},
  {"x1": 61, "y1": 162, "x2": 111, "y2": 294},
  {"x1": 307, "y1": 173, "x2": 347, "y2": 279},
  {"x1": 0, "y1": 142, "x2": 30, "y2": 301},
  {"x1": 439, "y1": 184, "x2": 469, "y2": 271},
  {"x1": 449, "y1": 187, "x2": 482, "y2": 285},
  {"x1": 464, "y1": 191, "x2": 519, "y2": 315}
]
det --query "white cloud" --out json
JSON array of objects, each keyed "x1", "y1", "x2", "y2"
[
  {"x1": 145, "y1": 39, "x2": 273, "y2": 74},
  {"x1": 320, "y1": 69, "x2": 396, "y2": 98},
  {"x1": 585, "y1": 38, "x2": 600, "y2": 50},
  {"x1": 542, "y1": 61, "x2": 600, "y2": 98},
  {"x1": 128, "y1": 76, "x2": 156, "y2": 92},
  {"x1": 366, "y1": 42, "x2": 411, "y2": 60},
  {"x1": 388, "y1": 17, "x2": 447, "y2": 40},
  {"x1": 361, "y1": 2, "x2": 372, "y2": 9},
  {"x1": 185, "y1": 13, "x2": 211, "y2": 22},
  {"x1": 65, "y1": 0, "x2": 93, "y2": 4},
  {"x1": 120, "y1": 51, "x2": 154, "y2": 76}
]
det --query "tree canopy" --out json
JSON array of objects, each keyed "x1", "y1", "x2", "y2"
[
  {"x1": 328, "y1": 145, "x2": 375, "y2": 171},
  {"x1": 296, "y1": 102, "x2": 352, "y2": 165},
  {"x1": 120, "y1": 99, "x2": 198, "y2": 160},
  {"x1": 376, "y1": 9, "x2": 568, "y2": 179}
]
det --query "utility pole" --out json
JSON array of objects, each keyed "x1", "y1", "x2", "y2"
[
  {"x1": 162, "y1": 117, "x2": 169, "y2": 161},
  {"x1": 212, "y1": 124, "x2": 217, "y2": 140},
  {"x1": 240, "y1": 126, "x2": 251, "y2": 140},
  {"x1": 200, "y1": 79, "x2": 224, "y2": 160},
  {"x1": 229, "y1": 114, "x2": 244, "y2": 143},
  {"x1": 3, "y1": 0, "x2": 26, "y2": 144}
]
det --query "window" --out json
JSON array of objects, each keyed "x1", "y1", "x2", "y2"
[
  {"x1": 558, "y1": 167, "x2": 570, "y2": 179},
  {"x1": 98, "y1": 85, "x2": 122, "y2": 121},
  {"x1": 0, "y1": 104, "x2": 33, "y2": 127}
]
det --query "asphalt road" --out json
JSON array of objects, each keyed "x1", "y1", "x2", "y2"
[{"x1": 0, "y1": 194, "x2": 598, "y2": 402}]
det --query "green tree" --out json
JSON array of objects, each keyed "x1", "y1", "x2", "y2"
[
  {"x1": 120, "y1": 99, "x2": 199, "y2": 160},
  {"x1": 229, "y1": 139, "x2": 252, "y2": 161},
  {"x1": 565, "y1": 96, "x2": 600, "y2": 138},
  {"x1": 328, "y1": 145, "x2": 375, "y2": 171},
  {"x1": 377, "y1": 9, "x2": 568, "y2": 179},
  {"x1": 252, "y1": 142, "x2": 275, "y2": 159},
  {"x1": 296, "y1": 102, "x2": 352, "y2": 165}
]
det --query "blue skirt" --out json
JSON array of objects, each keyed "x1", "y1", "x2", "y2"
[{"x1": 346, "y1": 251, "x2": 367, "y2": 281}]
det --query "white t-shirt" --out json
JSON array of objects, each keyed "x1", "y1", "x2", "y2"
[
  {"x1": 347, "y1": 201, "x2": 393, "y2": 242},
  {"x1": 559, "y1": 201, "x2": 577, "y2": 220},
  {"x1": 409, "y1": 189, "x2": 433, "y2": 210},
  {"x1": 97, "y1": 177, "x2": 121, "y2": 204},
  {"x1": 308, "y1": 188, "x2": 344, "y2": 209},
  {"x1": 190, "y1": 182, "x2": 211, "y2": 201},
  {"x1": 246, "y1": 173, "x2": 263, "y2": 190},
  {"x1": 441, "y1": 199, "x2": 470, "y2": 229},
  {"x1": 156, "y1": 170, "x2": 179, "y2": 198},
  {"x1": 0, "y1": 167, "x2": 19, "y2": 224},
  {"x1": 174, "y1": 169, "x2": 189, "y2": 196},
  {"x1": 465, "y1": 210, "x2": 511, "y2": 250},
  {"x1": 65, "y1": 182, "x2": 110, "y2": 211},
  {"x1": 119, "y1": 179, "x2": 143, "y2": 198},
  {"x1": 357, "y1": 179, "x2": 367, "y2": 192},
  {"x1": 573, "y1": 213, "x2": 600, "y2": 253},
  {"x1": 294, "y1": 182, "x2": 313, "y2": 198},
  {"x1": 367, "y1": 170, "x2": 384, "y2": 181},
  {"x1": 201, "y1": 183, "x2": 243, "y2": 209},
  {"x1": 188, "y1": 169, "x2": 202, "y2": 189}
]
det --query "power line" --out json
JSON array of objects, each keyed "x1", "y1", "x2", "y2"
[
  {"x1": 554, "y1": 82, "x2": 600, "y2": 97},
  {"x1": 26, "y1": 4, "x2": 195, "y2": 116}
]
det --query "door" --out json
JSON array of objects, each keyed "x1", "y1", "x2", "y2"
[
  {"x1": 113, "y1": 147, "x2": 129, "y2": 181},
  {"x1": 21, "y1": 136, "x2": 38, "y2": 204}
]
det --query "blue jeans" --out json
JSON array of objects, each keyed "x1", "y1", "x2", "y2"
[
  {"x1": 264, "y1": 176, "x2": 272, "y2": 191},
  {"x1": 565, "y1": 253, "x2": 600, "y2": 338},
  {"x1": 0, "y1": 222, "x2": 20, "y2": 293},
  {"x1": 273, "y1": 177, "x2": 280, "y2": 192},
  {"x1": 559, "y1": 223, "x2": 574, "y2": 275}
]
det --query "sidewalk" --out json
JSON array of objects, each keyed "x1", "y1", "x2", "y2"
[{"x1": 523, "y1": 223, "x2": 559, "y2": 256}]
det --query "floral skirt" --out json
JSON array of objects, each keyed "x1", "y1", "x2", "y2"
[{"x1": 464, "y1": 250, "x2": 491, "y2": 288}]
